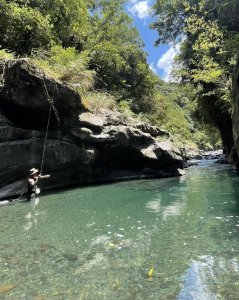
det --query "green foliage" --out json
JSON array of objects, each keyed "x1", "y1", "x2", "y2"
[
  {"x1": 87, "y1": 0, "x2": 141, "y2": 48},
  {"x1": 89, "y1": 41, "x2": 127, "y2": 90},
  {"x1": 148, "y1": 84, "x2": 193, "y2": 141},
  {"x1": 85, "y1": 0, "x2": 156, "y2": 111},
  {"x1": 25, "y1": 0, "x2": 90, "y2": 49},
  {"x1": 152, "y1": 0, "x2": 239, "y2": 152},
  {"x1": 151, "y1": 0, "x2": 186, "y2": 45},
  {"x1": 0, "y1": 0, "x2": 53, "y2": 54},
  {"x1": 145, "y1": 82, "x2": 221, "y2": 149},
  {"x1": 193, "y1": 126, "x2": 221, "y2": 150},
  {"x1": 32, "y1": 45, "x2": 95, "y2": 94},
  {"x1": 152, "y1": 0, "x2": 239, "y2": 44},
  {"x1": 118, "y1": 100, "x2": 136, "y2": 120},
  {"x1": 86, "y1": 91, "x2": 117, "y2": 114},
  {"x1": 0, "y1": 49, "x2": 14, "y2": 59}
]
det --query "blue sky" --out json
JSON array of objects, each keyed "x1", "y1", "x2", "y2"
[{"x1": 126, "y1": 0, "x2": 180, "y2": 82}]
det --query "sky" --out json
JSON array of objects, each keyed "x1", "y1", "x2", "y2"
[{"x1": 126, "y1": 0, "x2": 179, "y2": 82}]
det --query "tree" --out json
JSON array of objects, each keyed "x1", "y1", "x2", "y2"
[
  {"x1": 152, "y1": 0, "x2": 239, "y2": 153},
  {"x1": 84, "y1": 0, "x2": 157, "y2": 111},
  {"x1": 0, "y1": 0, "x2": 52, "y2": 54},
  {"x1": 24, "y1": 0, "x2": 90, "y2": 50}
]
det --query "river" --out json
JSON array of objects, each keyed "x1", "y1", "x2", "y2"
[{"x1": 1, "y1": 160, "x2": 239, "y2": 299}]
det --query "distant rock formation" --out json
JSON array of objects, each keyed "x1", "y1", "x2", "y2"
[{"x1": 0, "y1": 59, "x2": 183, "y2": 199}]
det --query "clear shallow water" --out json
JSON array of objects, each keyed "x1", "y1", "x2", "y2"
[{"x1": 1, "y1": 161, "x2": 239, "y2": 299}]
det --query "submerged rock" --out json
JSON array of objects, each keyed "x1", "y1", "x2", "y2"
[
  {"x1": 0, "y1": 284, "x2": 16, "y2": 293},
  {"x1": 0, "y1": 59, "x2": 184, "y2": 199},
  {"x1": 62, "y1": 253, "x2": 78, "y2": 262}
]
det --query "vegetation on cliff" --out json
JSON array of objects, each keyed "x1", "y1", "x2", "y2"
[
  {"x1": 0, "y1": 0, "x2": 225, "y2": 151},
  {"x1": 152, "y1": 0, "x2": 239, "y2": 153}
]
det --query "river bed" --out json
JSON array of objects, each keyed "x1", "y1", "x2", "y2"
[{"x1": 1, "y1": 161, "x2": 239, "y2": 299}]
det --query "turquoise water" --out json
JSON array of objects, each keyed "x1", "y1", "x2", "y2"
[{"x1": 1, "y1": 161, "x2": 239, "y2": 299}]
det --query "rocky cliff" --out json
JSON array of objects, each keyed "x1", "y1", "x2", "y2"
[
  {"x1": 232, "y1": 61, "x2": 239, "y2": 168},
  {"x1": 0, "y1": 59, "x2": 183, "y2": 199}
]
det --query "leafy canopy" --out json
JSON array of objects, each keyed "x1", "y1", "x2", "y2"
[{"x1": 152, "y1": 0, "x2": 239, "y2": 152}]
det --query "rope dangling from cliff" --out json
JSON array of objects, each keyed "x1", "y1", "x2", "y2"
[
  {"x1": 40, "y1": 106, "x2": 52, "y2": 173},
  {"x1": 41, "y1": 77, "x2": 60, "y2": 124},
  {"x1": 40, "y1": 77, "x2": 60, "y2": 173}
]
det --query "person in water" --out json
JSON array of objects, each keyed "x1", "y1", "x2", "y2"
[{"x1": 27, "y1": 168, "x2": 50, "y2": 201}]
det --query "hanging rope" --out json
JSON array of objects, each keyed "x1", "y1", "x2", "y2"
[
  {"x1": 40, "y1": 106, "x2": 52, "y2": 173},
  {"x1": 41, "y1": 76, "x2": 60, "y2": 124},
  {"x1": 40, "y1": 76, "x2": 61, "y2": 173}
]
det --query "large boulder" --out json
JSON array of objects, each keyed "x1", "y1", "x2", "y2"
[
  {"x1": 0, "y1": 59, "x2": 86, "y2": 130},
  {"x1": 0, "y1": 59, "x2": 183, "y2": 199}
]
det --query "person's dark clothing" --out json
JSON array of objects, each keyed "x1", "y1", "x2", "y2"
[{"x1": 27, "y1": 180, "x2": 37, "y2": 201}]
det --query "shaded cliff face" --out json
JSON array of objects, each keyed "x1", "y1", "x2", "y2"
[
  {"x1": 199, "y1": 84, "x2": 233, "y2": 156},
  {"x1": 232, "y1": 62, "x2": 239, "y2": 167},
  {"x1": 0, "y1": 59, "x2": 183, "y2": 199}
]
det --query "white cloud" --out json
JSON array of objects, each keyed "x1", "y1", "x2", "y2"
[
  {"x1": 157, "y1": 44, "x2": 180, "y2": 82},
  {"x1": 149, "y1": 62, "x2": 157, "y2": 74},
  {"x1": 128, "y1": 1, "x2": 151, "y2": 19}
]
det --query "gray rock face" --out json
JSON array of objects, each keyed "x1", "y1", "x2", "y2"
[
  {"x1": 232, "y1": 62, "x2": 239, "y2": 168},
  {"x1": 0, "y1": 59, "x2": 183, "y2": 199}
]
